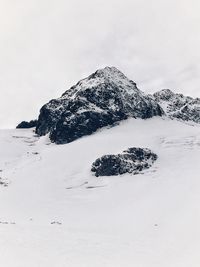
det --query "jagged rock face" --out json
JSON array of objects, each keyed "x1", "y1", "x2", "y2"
[
  {"x1": 154, "y1": 89, "x2": 200, "y2": 123},
  {"x1": 16, "y1": 120, "x2": 38, "y2": 129},
  {"x1": 91, "y1": 147, "x2": 157, "y2": 177},
  {"x1": 36, "y1": 67, "x2": 163, "y2": 144}
]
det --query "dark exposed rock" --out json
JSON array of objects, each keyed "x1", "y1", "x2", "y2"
[
  {"x1": 91, "y1": 147, "x2": 157, "y2": 177},
  {"x1": 153, "y1": 89, "x2": 200, "y2": 124},
  {"x1": 36, "y1": 67, "x2": 163, "y2": 144},
  {"x1": 16, "y1": 120, "x2": 38, "y2": 129}
]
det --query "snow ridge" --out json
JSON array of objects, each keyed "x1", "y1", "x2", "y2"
[{"x1": 154, "y1": 89, "x2": 200, "y2": 124}]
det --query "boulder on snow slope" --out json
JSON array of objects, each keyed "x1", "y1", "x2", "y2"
[{"x1": 91, "y1": 147, "x2": 157, "y2": 177}]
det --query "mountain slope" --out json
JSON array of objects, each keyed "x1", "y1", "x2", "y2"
[
  {"x1": 1, "y1": 117, "x2": 200, "y2": 266},
  {"x1": 154, "y1": 89, "x2": 200, "y2": 123},
  {"x1": 36, "y1": 67, "x2": 163, "y2": 144}
]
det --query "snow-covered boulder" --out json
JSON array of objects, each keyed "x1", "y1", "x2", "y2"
[
  {"x1": 91, "y1": 147, "x2": 157, "y2": 177},
  {"x1": 36, "y1": 67, "x2": 163, "y2": 144},
  {"x1": 154, "y1": 89, "x2": 200, "y2": 124}
]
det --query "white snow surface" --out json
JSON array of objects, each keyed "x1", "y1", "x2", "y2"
[{"x1": 0, "y1": 117, "x2": 200, "y2": 266}]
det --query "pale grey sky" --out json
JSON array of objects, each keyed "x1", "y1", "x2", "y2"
[{"x1": 1, "y1": 0, "x2": 200, "y2": 128}]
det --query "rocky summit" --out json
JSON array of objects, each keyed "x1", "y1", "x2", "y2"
[
  {"x1": 153, "y1": 89, "x2": 200, "y2": 123},
  {"x1": 36, "y1": 67, "x2": 163, "y2": 144},
  {"x1": 91, "y1": 147, "x2": 157, "y2": 177}
]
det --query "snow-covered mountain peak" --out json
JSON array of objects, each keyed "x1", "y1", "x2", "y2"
[
  {"x1": 153, "y1": 89, "x2": 175, "y2": 101},
  {"x1": 154, "y1": 89, "x2": 194, "y2": 102},
  {"x1": 36, "y1": 67, "x2": 162, "y2": 143},
  {"x1": 91, "y1": 66, "x2": 131, "y2": 82},
  {"x1": 61, "y1": 66, "x2": 137, "y2": 99},
  {"x1": 153, "y1": 89, "x2": 200, "y2": 123},
  {"x1": 93, "y1": 66, "x2": 124, "y2": 76}
]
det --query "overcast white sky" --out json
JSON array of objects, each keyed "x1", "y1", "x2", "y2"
[{"x1": 0, "y1": 0, "x2": 200, "y2": 128}]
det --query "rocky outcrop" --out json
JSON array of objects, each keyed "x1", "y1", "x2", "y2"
[
  {"x1": 153, "y1": 89, "x2": 200, "y2": 124},
  {"x1": 16, "y1": 120, "x2": 38, "y2": 129},
  {"x1": 36, "y1": 67, "x2": 163, "y2": 144},
  {"x1": 91, "y1": 147, "x2": 157, "y2": 177}
]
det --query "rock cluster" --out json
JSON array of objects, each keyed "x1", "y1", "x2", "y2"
[
  {"x1": 16, "y1": 120, "x2": 38, "y2": 129},
  {"x1": 91, "y1": 147, "x2": 157, "y2": 177}
]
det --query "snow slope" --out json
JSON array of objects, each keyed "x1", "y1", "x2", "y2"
[{"x1": 0, "y1": 118, "x2": 200, "y2": 266}]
